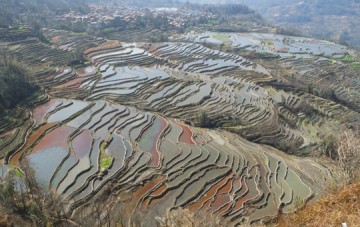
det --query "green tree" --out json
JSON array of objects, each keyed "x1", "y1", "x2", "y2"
[{"x1": 199, "y1": 110, "x2": 210, "y2": 128}]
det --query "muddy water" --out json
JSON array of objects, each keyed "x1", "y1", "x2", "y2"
[
  {"x1": 138, "y1": 116, "x2": 167, "y2": 167},
  {"x1": 47, "y1": 101, "x2": 88, "y2": 123},
  {"x1": 31, "y1": 125, "x2": 74, "y2": 154},
  {"x1": 186, "y1": 173, "x2": 233, "y2": 212},
  {"x1": 32, "y1": 99, "x2": 61, "y2": 125},
  {"x1": 27, "y1": 146, "x2": 69, "y2": 187},
  {"x1": 173, "y1": 120, "x2": 196, "y2": 145},
  {"x1": 72, "y1": 130, "x2": 92, "y2": 158},
  {"x1": 10, "y1": 123, "x2": 57, "y2": 166}
]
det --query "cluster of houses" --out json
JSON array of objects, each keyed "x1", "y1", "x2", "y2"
[{"x1": 54, "y1": 4, "x2": 217, "y2": 31}]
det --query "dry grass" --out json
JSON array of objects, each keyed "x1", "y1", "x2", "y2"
[
  {"x1": 282, "y1": 183, "x2": 360, "y2": 227},
  {"x1": 336, "y1": 130, "x2": 360, "y2": 182},
  {"x1": 156, "y1": 208, "x2": 225, "y2": 227},
  {"x1": 280, "y1": 130, "x2": 360, "y2": 227}
]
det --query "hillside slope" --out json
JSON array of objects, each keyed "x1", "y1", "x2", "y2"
[
  {"x1": 0, "y1": 0, "x2": 90, "y2": 28},
  {"x1": 283, "y1": 183, "x2": 360, "y2": 226},
  {"x1": 180, "y1": 0, "x2": 360, "y2": 49}
]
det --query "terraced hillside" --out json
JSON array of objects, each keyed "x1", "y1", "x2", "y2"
[
  {"x1": 45, "y1": 35, "x2": 360, "y2": 154},
  {"x1": 1, "y1": 30, "x2": 359, "y2": 225}
]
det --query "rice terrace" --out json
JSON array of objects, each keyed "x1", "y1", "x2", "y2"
[{"x1": 0, "y1": 1, "x2": 360, "y2": 226}]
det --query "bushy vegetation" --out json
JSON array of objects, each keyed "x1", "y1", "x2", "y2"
[
  {"x1": 282, "y1": 130, "x2": 360, "y2": 226},
  {"x1": 0, "y1": 0, "x2": 90, "y2": 28},
  {"x1": 198, "y1": 110, "x2": 210, "y2": 128},
  {"x1": 156, "y1": 208, "x2": 226, "y2": 227},
  {"x1": 284, "y1": 183, "x2": 360, "y2": 227},
  {"x1": 0, "y1": 162, "x2": 69, "y2": 226},
  {"x1": 336, "y1": 130, "x2": 360, "y2": 182}
]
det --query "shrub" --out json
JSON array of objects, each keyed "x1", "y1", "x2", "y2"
[
  {"x1": 284, "y1": 183, "x2": 360, "y2": 227},
  {"x1": 336, "y1": 130, "x2": 360, "y2": 182},
  {"x1": 198, "y1": 109, "x2": 209, "y2": 128},
  {"x1": 156, "y1": 208, "x2": 224, "y2": 227},
  {"x1": 0, "y1": 162, "x2": 69, "y2": 226}
]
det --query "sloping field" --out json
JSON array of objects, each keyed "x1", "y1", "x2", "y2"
[
  {"x1": 5, "y1": 98, "x2": 330, "y2": 225},
  {"x1": 1, "y1": 30, "x2": 359, "y2": 225}
]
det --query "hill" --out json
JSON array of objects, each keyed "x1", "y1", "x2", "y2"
[
  {"x1": 179, "y1": 0, "x2": 360, "y2": 49},
  {"x1": 237, "y1": 0, "x2": 360, "y2": 49},
  {"x1": 0, "y1": 1, "x2": 359, "y2": 226},
  {"x1": 0, "y1": 0, "x2": 90, "y2": 28}
]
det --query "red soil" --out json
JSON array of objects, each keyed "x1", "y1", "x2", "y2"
[
  {"x1": 232, "y1": 178, "x2": 252, "y2": 212},
  {"x1": 149, "y1": 117, "x2": 168, "y2": 167},
  {"x1": 233, "y1": 193, "x2": 252, "y2": 213},
  {"x1": 148, "y1": 188, "x2": 176, "y2": 208},
  {"x1": 133, "y1": 176, "x2": 166, "y2": 210},
  {"x1": 10, "y1": 123, "x2": 57, "y2": 166},
  {"x1": 54, "y1": 77, "x2": 86, "y2": 89},
  {"x1": 186, "y1": 173, "x2": 234, "y2": 212},
  {"x1": 230, "y1": 177, "x2": 242, "y2": 195},
  {"x1": 84, "y1": 40, "x2": 121, "y2": 55},
  {"x1": 277, "y1": 47, "x2": 287, "y2": 53},
  {"x1": 213, "y1": 202, "x2": 232, "y2": 216},
  {"x1": 30, "y1": 125, "x2": 74, "y2": 154},
  {"x1": 142, "y1": 183, "x2": 168, "y2": 208},
  {"x1": 201, "y1": 199, "x2": 213, "y2": 210},
  {"x1": 209, "y1": 194, "x2": 231, "y2": 213},
  {"x1": 217, "y1": 176, "x2": 234, "y2": 194},
  {"x1": 149, "y1": 184, "x2": 167, "y2": 197},
  {"x1": 33, "y1": 99, "x2": 59, "y2": 124},
  {"x1": 147, "y1": 44, "x2": 159, "y2": 53},
  {"x1": 51, "y1": 36, "x2": 63, "y2": 44},
  {"x1": 173, "y1": 120, "x2": 196, "y2": 145},
  {"x1": 76, "y1": 66, "x2": 96, "y2": 77},
  {"x1": 134, "y1": 176, "x2": 165, "y2": 201}
]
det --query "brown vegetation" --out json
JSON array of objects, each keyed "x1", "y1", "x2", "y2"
[
  {"x1": 0, "y1": 162, "x2": 69, "y2": 227},
  {"x1": 281, "y1": 130, "x2": 360, "y2": 227},
  {"x1": 336, "y1": 130, "x2": 360, "y2": 182},
  {"x1": 283, "y1": 183, "x2": 360, "y2": 227}
]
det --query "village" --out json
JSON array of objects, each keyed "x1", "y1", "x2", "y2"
[{"x1": 53, "y1": 3, "x2": 217, "y2": 32}]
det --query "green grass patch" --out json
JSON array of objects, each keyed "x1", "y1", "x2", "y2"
[
  {"x1": 207, "y1": 20, "x2": 219, "y2": 26},
  {"x1": 69, "y1": 32, "x2": 87, "y2": 36},
  {"x1": 15, "y1": 25, "x2": 29, "y2": 32},
  {"x1": 8, "y1": 164, "x2": 24, "y2": 177},
  {"x1": 100, "y1": 156, "x2": 113, "y2": 171},
  {"x1": 350, "y1": 62, "x2": 360, "y2": 71},
  {"x1": 340, "y1": 54, "x2": 355, "y2": 63},
  {"x1": 99, "y1": 139, "x2": 113, "y2": 171},
  {"x1": 213, "y1": 33, "x2": 231, "y2": 46},
  {"x1": 330, "y1": 59, "x2": 337, "y2": 64}
]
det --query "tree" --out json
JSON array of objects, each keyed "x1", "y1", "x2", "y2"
[
  {"x1": 0, "y1": 55, "x2": 38, "y2": 115},
  {"x1": 198, "y1": 109, "x2": 210, "y2": 128},
  {"x1": 0, "y1": 161, "x2": 69, "y2": 226}
]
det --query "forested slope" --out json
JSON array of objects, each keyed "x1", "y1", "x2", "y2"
[
  {"x1": 0, "y1": 58, "x2": 38, "y2": 115},
  {"x1": 0, "y1": 0, "x2": 90, "y2": 28}
]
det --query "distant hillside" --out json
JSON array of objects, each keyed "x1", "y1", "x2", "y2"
[
  {"x1": 238, "y1": 0, "x2": 360, "y2": 49},
  {"x1": 0, "y1": 0, "x2": 90, "y2": 28},
  {"x1": 178, "y1": 0, "x2": 360, "y2": 49}
]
